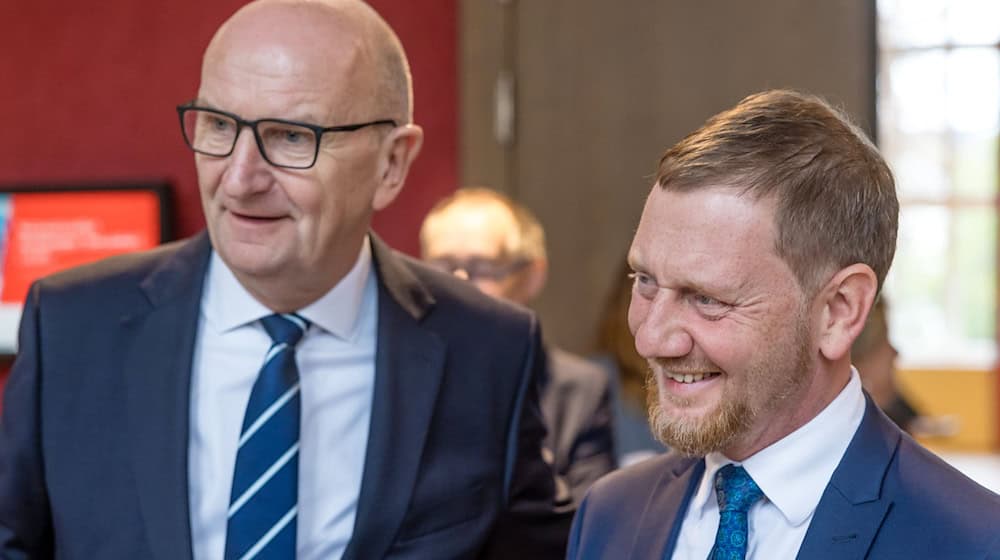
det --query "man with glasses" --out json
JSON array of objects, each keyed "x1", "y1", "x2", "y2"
[
  {"x1": 0, "y1": 1, "x2": 572, "y2": 558},
  {"x1": 420, "y1": 188, "x2": 617, "y2": 503}
]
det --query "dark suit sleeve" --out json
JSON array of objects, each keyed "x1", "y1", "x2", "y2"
[
  {"x1": 563, "y1": 373, "x2": 616, "y2": 504},
  {"x1": 479, "y1": 319, "x2": 575, "y2": 560},
  {"x1": 565, "y1": 490, "x2": 590, "y2": 559},
  {"x1": 0, "y1": 283, "x2": 55, "y2": 559}
]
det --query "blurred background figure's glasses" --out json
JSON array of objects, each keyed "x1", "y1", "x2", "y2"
[
  {"x1": 177, "y1": 103, "x2": 396, "y2": 170},
  {"x1": 427, "y1": 256, "x2": 532, "y2": 282}
]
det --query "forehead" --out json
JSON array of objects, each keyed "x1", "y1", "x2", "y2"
[
  {"x1": 423, "y1": 202, "x2": 518, "y2": 259},
  {"x1": 629, "y1": 186, "x2": 792, "y2": 291},
  {"x1": 198, "y1": 4, "x2": 373, "y2": 121}
]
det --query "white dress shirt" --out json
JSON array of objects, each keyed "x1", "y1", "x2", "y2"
[
  {"x1": 671, "y1": 369, "x2": 866, "y2": 560},
  {"x1": 189, "y1": 238, "x2": 377, "y2": 560}
]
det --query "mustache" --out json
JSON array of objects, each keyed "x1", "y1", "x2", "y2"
[{"x1": 647, "y1": 357, "x2": 722, "y2": 375}]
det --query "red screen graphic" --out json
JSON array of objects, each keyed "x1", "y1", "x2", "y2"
[{"x1": 0, "y1": 191, "x2": 162, "y2": 304}]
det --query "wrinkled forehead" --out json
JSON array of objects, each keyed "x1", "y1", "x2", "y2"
[
  {"x1": 629, "y1": 185, "x2": 784, "y2": 280},
  {"x1": 199, "y1": 2, "x2": 376, "y2": 117}
]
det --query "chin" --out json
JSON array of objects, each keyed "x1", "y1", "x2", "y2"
[
  {"x1": 647, "y1": 381, "x2": 752, "y2": 457},
  {"x1": 219, "y1": 244, "x2": 290, "y2": 279}
]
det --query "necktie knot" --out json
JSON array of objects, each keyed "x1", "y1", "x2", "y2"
[
  {"x1": 715, "y1": 464, "x2": 764, "y2": 513},
  {"x1": 261, "y1": 313, "x2": 310, "y2": 347}
]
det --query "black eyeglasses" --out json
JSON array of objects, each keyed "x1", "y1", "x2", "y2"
[
  {"x1": 176, "y1": 103, "x2": 396, "y2": 169},
  {"x1": 427, "y1": 256, "x2": 532, "y2": 282}
]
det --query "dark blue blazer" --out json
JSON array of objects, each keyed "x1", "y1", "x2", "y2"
[
  {"x1": 0, "y1": 233, "x2": 572, "y2": 560},
  {"x1": 568, "y1": 397, "x2": 1000, "y2": 559}
]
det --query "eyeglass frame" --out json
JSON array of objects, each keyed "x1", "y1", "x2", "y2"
[
  {"x1": 176, "y1": 102, "x2": 397, "y2": 170},
  {"x1": 427, "y1": 255, "x2": 534, "y2": 282}
]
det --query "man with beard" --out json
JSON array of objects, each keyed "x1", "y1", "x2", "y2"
[{"x1": 567, "y1": 90, "x2": 1000, "y2": 559}]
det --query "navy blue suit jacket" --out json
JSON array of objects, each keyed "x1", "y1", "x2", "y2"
[
  {"x1": 568, "y1": 397, "x2": 1000, "y2": 559},
  {"x1": 0, "y1": 233, "x2": 572, "y2": 559}
]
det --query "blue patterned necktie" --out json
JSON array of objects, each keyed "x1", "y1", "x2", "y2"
[
  {"x1": 224, "y1": 313, "x2": 309, "y2": 560},
  {"x1": 709, "y1": 464, "x2": 765, "y2": 560}
]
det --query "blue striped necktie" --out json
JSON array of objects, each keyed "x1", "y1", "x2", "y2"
[
  {"x1": 709, "y1": 464, "x2": 764, "y2": 560},
  {"x1": 224, "y1": 313, "x2": 309, "y2": 560}
]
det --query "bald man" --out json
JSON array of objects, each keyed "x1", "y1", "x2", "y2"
[{"x1": 0, "y1": 1, "x2": 572, "y2": 558}]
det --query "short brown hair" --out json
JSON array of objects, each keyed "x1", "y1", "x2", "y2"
[{"x1": 655, "y1": 89, "x2": 898, "y2": 293}]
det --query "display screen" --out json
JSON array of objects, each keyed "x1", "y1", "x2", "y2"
[{"x1": 0, "y1": 184, "x2": 172, "y2": 353}]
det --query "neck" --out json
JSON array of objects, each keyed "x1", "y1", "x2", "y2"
[{"x1": 723, "y1": 359, "x2": 852, "y2": 461}]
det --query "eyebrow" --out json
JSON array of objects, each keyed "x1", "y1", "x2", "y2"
[
  {"x1": 626, "y1": 253, "x2": 743, "y2": 299},
  {"x1": 190, "y1": 99, "x2": 326, "y2": 126}
]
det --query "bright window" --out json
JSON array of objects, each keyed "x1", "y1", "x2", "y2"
[{"x1": 878, "y1": 0, "x2": 1000, "y2": 368}]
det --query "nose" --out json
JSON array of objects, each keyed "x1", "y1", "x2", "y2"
[
  {"x1": 630, "y1": 291, "x2": 694, "y2": 359},
  {"x1": 219, "y1": 125, "x2": 273, "y2": 198}
]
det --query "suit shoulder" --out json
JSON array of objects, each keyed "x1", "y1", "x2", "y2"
[
  {"x1": 36, "y1": 237, "x2": 193, "y2": 294},
  {"x1": 584, "y1": 452, "x2": 692, "y2": 509},
  {"x1": 891, "y1": 436, "x2": 1000, "y2": 523}
]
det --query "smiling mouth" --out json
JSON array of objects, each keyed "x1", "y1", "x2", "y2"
[
  {"x1": 231, "y1": 210, "x2": 282, "y2": 222},
  {"x1": 663, "y1": 371, "x2": 722, "y2": 384}
]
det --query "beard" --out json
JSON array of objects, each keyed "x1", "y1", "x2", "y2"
[{"x1": 645, "y1": 311, "x2": 813, "y2": 457}]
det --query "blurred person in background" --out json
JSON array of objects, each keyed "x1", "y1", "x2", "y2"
[{"x1": 421, "y1": 187, "x2": 616, "y2": 502}]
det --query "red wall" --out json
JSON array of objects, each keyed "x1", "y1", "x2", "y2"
[
  {"x1": 0, "y1": 0, "x2": 457, "y2": 403},
  {"x1": 0, "y1": 0, "x2": 457, "y2": 256}
]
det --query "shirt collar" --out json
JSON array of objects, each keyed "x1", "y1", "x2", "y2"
[
  {"x1": 690, "y1": 369, "x2": 866, "y2": 526},
  {"x1": 203, "y1": 235, "x2": 374, "y2": 341}
]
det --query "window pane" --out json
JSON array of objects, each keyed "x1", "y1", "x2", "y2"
[
  {"x1": 954, "y1": 207, "x2": 996, "y2": 342},
  {"x1": 878, "y1": 0, "x2": 948, "y2": 48},
  {"x1": 945, "y1": 48, "x2": 1000, "y2": 133},
  {"x1": 953, "y1": 133, "x2": 999, "y2": 199},
  {"x1": 885, "y1": 206, "x2": 949, "y2": 364},
  {"x1": 946, "y1": 0, "x2": 1000, "y2": 45},
  {"x1": 881, "y1": 50, "x2": 948, "y2": 134},
  {"x1": 880, "y1": 0, "x2": 1000, "y2": 47},
  {"x1": 886, "y1": 205, "x2": 997, "y2": 368},
  {"x1": 882, "y1": 131, "x2": 951, "y2": 201}
]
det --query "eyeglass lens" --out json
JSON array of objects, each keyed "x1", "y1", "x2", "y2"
[{"x1": 182, "y1": 109, "x2": 318, "y2": 168}]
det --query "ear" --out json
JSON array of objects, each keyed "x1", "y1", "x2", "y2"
[
  {"x1": 816, "y1": 263, "x2": 878, "y2": 362},
  {"x1": 372, "y1": 124, "x2": 424, "y2": 211},
  {"x1": 520, "y1": 257, "x2": 549, "y2": 302}
]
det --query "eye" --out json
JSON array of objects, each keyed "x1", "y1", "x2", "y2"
[
  {"x1": 689, "y1": 292, "x2": 730, "y2": 319},
  {"x1": 268, "y1": 126, "x2": 310, "y2": 145},
  {"x1": 628, "y1": 272, "x2": 658, "y2": 299},
  {"x1": 282, "y1": 129, "x2": 306, "y2": 144},
  {"x1": 693, "y1": 294, "x2": 720, "y2": 306}
]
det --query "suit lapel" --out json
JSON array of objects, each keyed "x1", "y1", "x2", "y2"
[
  {"x1": 343, "y1": 236, "x2": 446, "y2": 560},
  {"x1": 796, "y1": 397, "x2": 900, "y2": 560},
  {"x1": 123, "y1": 234, "x2": 211, "y2": 560},
  {"x1": 632, "y1": 457, "x2": 703, "y2": 559}
]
